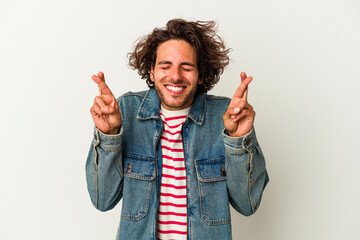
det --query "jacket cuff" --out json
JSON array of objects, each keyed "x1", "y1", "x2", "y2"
[
  {"x1": 222, "y1": 128, "x2": 257, "y2": 152},
  {"x1": 92, "y1": 126, "x2": 123, "y2": 148}
]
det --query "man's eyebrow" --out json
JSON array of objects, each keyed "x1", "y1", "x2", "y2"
[
  {"x1": 157, "y1": 61, "x2": 196, "y2": 67},
  {"x1": 158, "y1": 61, "x2": 172, "y2": 65},
  {"x1": 180, "y1": 62, "x2": 196, "y2": 67}
]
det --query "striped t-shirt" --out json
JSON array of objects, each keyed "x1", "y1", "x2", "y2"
[{"x1": 157, "y1": 106, "x2": 190, "y2": 240}]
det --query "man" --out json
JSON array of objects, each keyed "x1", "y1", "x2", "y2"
[{"x1": 86, "y1": 19, "x2": 269, "y2": 240}]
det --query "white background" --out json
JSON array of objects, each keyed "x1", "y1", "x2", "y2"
[{"x1": 1, "y1": 0, "x2": 359, "y2": 239}]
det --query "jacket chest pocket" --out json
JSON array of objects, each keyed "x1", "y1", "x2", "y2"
[
  {"x1": 195, "y1": 158, "x2": 231, "y2": 225},
  {"x1": 121, "y1": 156, "x2": 155, "y2": 221}
]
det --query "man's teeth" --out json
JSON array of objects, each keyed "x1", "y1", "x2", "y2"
[{"x1": 166, "y1": 85, "x2": 184, "y2": 92}]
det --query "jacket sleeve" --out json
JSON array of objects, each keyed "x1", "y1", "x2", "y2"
[
  {"x1": 222, "y1": 128, "x2": 269, "y2": 216},
  {"x1": 85, "y1": 126, "x2": 124, "y2": 212}
]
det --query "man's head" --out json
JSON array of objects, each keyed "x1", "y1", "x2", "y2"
[{"x1": 128, "y1": 19, "x2": 230, "y2": 93}]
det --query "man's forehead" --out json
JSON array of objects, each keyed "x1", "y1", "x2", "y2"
[{"x1": 155, "y1": 40, "x2": 197, "y2": 64}]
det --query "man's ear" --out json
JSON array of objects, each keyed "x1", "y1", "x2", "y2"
[
  {"x1": 150, "y1": 67, "x2": 155, "y2": 82},
  {"x1": 198, "y1": 78, "x2": 203, "y2": 85}
]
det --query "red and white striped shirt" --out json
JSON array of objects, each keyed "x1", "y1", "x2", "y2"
[{"x1": 157, "y1": 106, "x2": 190, "y2": 240}]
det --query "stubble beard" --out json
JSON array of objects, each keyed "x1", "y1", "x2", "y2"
[{"x1": 153, "y1": 80, "x2": 198, "y2": 110}]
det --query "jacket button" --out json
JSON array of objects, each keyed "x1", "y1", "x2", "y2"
[
  {"x1": 126, "y1": 163, "x2": 132, "y2": 174},
  {"x1": 246, "y1": 138, "x2": 253, "y2": 146},
  {"x1": 221, "y1": 166, "x2": 226, "y2": 176}
]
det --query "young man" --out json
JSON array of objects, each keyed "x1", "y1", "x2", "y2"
[{"x1": 86, "y1": 19, "x2": 269, "y2": 240}]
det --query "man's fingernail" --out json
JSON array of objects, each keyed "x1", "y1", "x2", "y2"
[
  {"x1": 234, "y1": 107, "x2": 240, "y2": 113},
  {"x1": 102, "y1": 107, "x2": 108, "y2": 112}
]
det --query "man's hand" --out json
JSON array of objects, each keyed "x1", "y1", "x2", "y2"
[
  {"x1": 90, "y1": 72, "x2": 122, "y2": 135},
  {"x1": 223, "y1": 72, "x2": 255, "y2": 137}
]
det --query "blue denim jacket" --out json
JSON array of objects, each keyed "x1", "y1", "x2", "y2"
[{"x1": 86, "y1": 88, "x2": 269, "y2": 240}]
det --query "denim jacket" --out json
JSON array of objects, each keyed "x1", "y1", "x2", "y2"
[{"x1": 86, "y1": 88, "x2": 269, "y2": 240}]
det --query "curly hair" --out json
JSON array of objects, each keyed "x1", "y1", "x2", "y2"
[{"x1": 128, "y1": 18, "x2": 230, "y2": 93}]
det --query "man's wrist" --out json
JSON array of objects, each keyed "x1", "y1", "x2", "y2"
[
  {"x1": 226, "y1": 128, "x2": 252, "y2": 138},
  {"x1": 108, "y1": 127, "x2": 120, "y2": 135}
]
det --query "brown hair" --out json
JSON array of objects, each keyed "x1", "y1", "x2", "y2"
[{"x1": 128, "y1": 18, "x2": 230, "y2": 93}]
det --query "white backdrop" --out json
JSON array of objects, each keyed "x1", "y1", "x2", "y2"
[{"x1": 1, "y1": 0, "x2": 359, "y2": 239}]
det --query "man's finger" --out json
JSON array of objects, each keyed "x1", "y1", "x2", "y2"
[
  {"x1": 241, "y1": 72, "x2": 248, "y2": 100},
  {"x1": 98, "y1": 72, "x2": 105, "y2": 82},
  {"x1": 91, "y1": 103, "x2": 103, "y2": 117},
  {"x1": 95, "y1": 96, "x2": 116, "y2": 114},
  {"x1": 240, "y1": 72, "x2": 247, "y2": 81},
  {"x1": 101, "y1": 94, "x2": 116, "y2": 105},
  {"x1": 95, "y1": 96, "x2": 107, "y2": 110},
  {"x1": 91, "y1": 74, "x2": 114, "y2": 97},
  {"x1": 243, "y1": 88, "x2": 248, "y2": 100},
  {"x1": 229, "y1": 99, "x2": 254, "y2": 116},
  {"x1": 231, "y1": 109, "x2": 250, "y2": 122},
  {"x1": 232, "y1": 76, "x2": 253, "y2": 99},
  {"x1": 227, "y1": 100, "x2": 249, "y2": 116},
  {"x1": 224, "y1": 99, "x2": 244, "y2": 118}
]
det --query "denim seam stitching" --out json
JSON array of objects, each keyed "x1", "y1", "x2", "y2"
[
  {"x1": 195, "y1": 163, "x2": 227, "y2": 182},
  {"x1": 114, "y1": 152, "x2": 123, "y2": 179},
  {"x1": 99, "y1": 144, "x2": 121, "y2": 151},
  {"x1": 123, "y1": 174, "x2": 155, "y2": 180},
  {"x1": 121, "y1": 180, "x2": 154, "y2": 221},
  {"x1": 124, "y1": 154, "x2": 155, "y2": 161},
  {"x1": 195, "y1": 158, "x2": 225, "y2": 165},
  {"x1": 248, "y1": 151, "x2": 256, "y2": 213},
  {"x1": 195, "y1": 164, "x2": 231, "y2": 226},
  {"x1": 92, "y1": 144, "x2": 99, "y2": 208}
]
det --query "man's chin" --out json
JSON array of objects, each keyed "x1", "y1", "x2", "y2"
[
  {"x1": 161, "y1": 99, "x2": 191, "y2": 110},
  {"x1": 155, "y1": 86, "x2": 194, "y2": 110}
]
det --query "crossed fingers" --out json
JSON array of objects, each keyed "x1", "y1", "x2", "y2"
[
  {"x1": 91, "y1": 72, "x2": 114, "y2": 100},
  {"x1": 229, "y1": 72, "x2": 253, "y2": 121},
  {"x1": 90, "y1": 72, "x2": 117, "y2": 115}
]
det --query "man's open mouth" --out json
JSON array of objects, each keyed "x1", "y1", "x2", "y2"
[{"x1": 165, "y1": 85, "x2": 186, "y2": 93}]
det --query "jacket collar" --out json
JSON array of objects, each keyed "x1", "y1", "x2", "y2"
[{"x1": 137, "y1": 88, "x2": 206, "y2": 126}]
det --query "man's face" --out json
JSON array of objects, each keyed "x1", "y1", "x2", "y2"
[{"x1": 150, "y1": 39, "x2": 202, "y2": 110}]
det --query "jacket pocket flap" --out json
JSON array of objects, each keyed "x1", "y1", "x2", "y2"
[
  {"x1": 123, "y1": 155, "x2": 155, "y2": 180},
  {"x1": 195, "y1": 158, "x2": 226, "y2": 182}
]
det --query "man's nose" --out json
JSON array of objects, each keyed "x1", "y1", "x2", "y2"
[{"x1": 169, "y1": 67, "x2": 181, "y2": 81}]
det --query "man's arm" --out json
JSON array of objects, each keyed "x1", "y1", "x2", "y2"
[
  {"x1": 222, "y1": 128, "x2": 269, "y2": 216},
  {"x1": 86, "y1": 72, "x2": 124, "y2": 211},
  {"x1": 222, "y1": 72, "x2": 269, "y2": 216}
]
